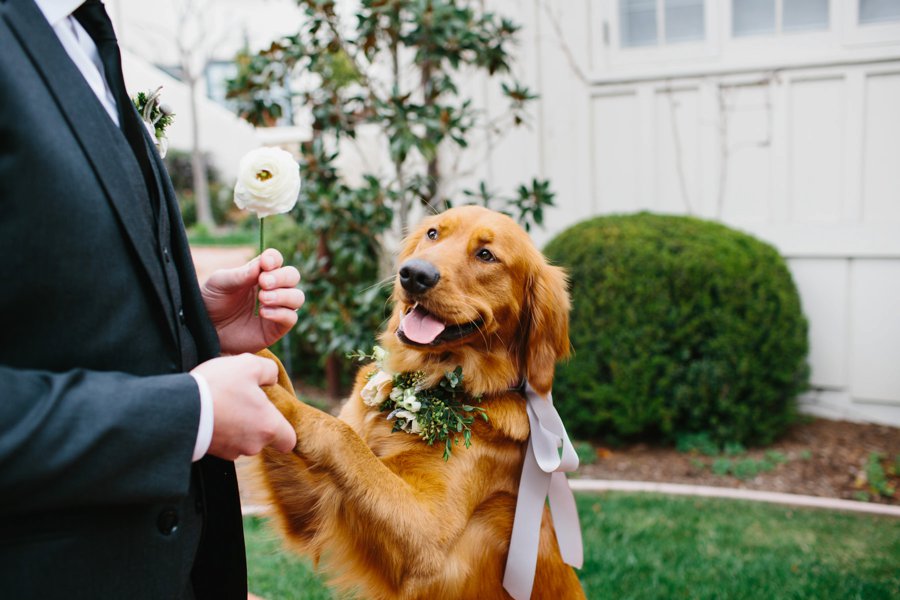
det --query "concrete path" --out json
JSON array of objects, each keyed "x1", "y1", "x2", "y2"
[{"x1": 568, "y1": 479, "x2": 900, "y2": 517}]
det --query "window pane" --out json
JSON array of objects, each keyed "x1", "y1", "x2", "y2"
[
  {"x1": 665, "y1": 0, "x2": 706, "y2": 42},
  {"x1": 621, "y1": 0, "x2": 658, "y2": 47},
  {"x1": 860, "y1": 0, "x2": 900, "y2": 24},
  {"x1": 783, "y1": 0, "x2": 829, "y2": 31},
  {"x1": 733, "y1": 0, "x2": 776, "y2": 36}
]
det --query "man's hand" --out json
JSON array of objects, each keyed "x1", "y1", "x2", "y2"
[
  {"x1": 202, "y1": 249, "x2": 304, "y2": 354},
  {"x1": 192, "y1": 354, "x2": 296, "y2": 460}
]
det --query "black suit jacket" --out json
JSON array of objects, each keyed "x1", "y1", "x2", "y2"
[{"x1": 0, "y1": 1, "x2": 246, "y2": 597}]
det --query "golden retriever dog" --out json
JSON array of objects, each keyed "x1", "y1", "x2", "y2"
[{"x1": 258, "y1": 205, "x2": 585, "y2": 599}]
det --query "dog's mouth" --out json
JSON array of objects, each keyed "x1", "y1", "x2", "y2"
[{"x1": 397, "y1": 304, "x2": 482, "y2": 347}]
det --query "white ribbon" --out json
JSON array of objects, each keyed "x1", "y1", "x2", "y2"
[{"x1": 503, "y1": 383, "x2": 584, "y2": 600}]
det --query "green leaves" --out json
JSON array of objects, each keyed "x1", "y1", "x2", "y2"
[
  {"x1": 463, "y1": 177, "x2": 556, "y2": 232},
  {"x1": 509, "y1": 178, "x2": 555, "y2": 232},
  {"x1": 227, "y1": 0, "x2": 544, "y2": 220},
  {"x1": 285, "y1": 139, "x2": 394, "y2": 366},
  {"x1": 501, "y1": 81, "x2": 538, "y2": 126},
  {"x1": 862, "y1": 452, "x2": 897, "y2": 499}
]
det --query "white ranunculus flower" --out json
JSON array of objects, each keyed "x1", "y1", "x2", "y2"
[
  {"x1": 395, "y1": 410, "x2": 421, "y2": 434},
  {"x1": 233, "y1": 147, "x2": 301, "y2": 218},
  {"x1": 360, "y1": 370, "x2": 393, "y2": 407}
]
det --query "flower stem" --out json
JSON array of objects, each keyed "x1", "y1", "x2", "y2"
[{"x1": 255, "y1": 216, "x2": 265, "y2": 316}]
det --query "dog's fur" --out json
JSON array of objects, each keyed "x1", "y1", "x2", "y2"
[{"x1": 259, "y1": 205, "x2": 585, "y2": 599}]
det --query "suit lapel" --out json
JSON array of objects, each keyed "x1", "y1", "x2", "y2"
[{"x1": 4, "y1": 0, "x2": 179, "y2": 347}]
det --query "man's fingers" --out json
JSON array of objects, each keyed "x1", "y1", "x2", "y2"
[
  {"x1": 233, "y1": 249, "x2": 280, "y2": 288},
  {"x1": 259, "y1": 307, "x2": 300, "y2": 331},
  {"x1": 258, "y1": 265, "x2": 300, "y2": 291},
  {"x1": 270, "y1": 416, "x2": 297, "y2": 453},
  {"x1": 259, "y1": 248, "x2": 284, "y2": 272},
  {"x1": 258, "y1": 288, "x2": 305, "y2": 310}
]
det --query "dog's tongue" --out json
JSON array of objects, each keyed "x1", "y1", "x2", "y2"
[{"x1": 401, "y1": 305, "x2": 446, "y2": 344}]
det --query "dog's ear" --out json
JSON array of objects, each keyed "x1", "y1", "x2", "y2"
[{"x1": 520, "y1": 261, "x2": 571, "y2": 396}]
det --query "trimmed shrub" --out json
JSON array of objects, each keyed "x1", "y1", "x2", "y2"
[{"x1": 544, "y1": 212, "x2": 809, "y2": 446}]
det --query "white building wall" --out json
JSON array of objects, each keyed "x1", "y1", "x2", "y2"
[{"x1": 469, "y1": 0, "x2": 900, "y2": 427}]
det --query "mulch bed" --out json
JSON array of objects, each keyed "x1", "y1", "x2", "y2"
[{"x1": 576, "y1": 418, "x2": 900, "y2": 505}]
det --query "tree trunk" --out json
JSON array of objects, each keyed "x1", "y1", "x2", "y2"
[
  {"x1": 325, "y1": 355, "x2": 342, "y2": 400},
  {"x1": 316, "y1": 231, "x2": 343, "y2": 399},
  {"x1": 189, "y1": 75, "x2": 214, "y2": 228},
  {"x1": 421, "y1": 60, "x2": 442, "y2": 215},
  {"x1": 389, "y1": 17, "x2": 410, "y2": 236}
]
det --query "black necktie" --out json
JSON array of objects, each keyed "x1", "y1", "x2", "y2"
[{"x1": 73, "y1": 0, "x2": 158, "y2": 208}]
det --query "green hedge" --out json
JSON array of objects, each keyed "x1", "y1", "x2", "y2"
[{"x1": 544, "y1": 213, "x2": 809, "y2": 446}]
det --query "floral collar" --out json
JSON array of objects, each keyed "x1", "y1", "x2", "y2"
[{"x1": 354, "y1": 346, "x2": 488, "y2": 460}]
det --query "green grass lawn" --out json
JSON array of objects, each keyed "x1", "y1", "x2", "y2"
[{"x1": 245, "y1": 493, "x2": 900, "y2": 599}]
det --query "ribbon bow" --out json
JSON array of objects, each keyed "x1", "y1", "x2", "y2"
[{"x1": 503, "y1": 383, "x2": 583, "y2": 600}]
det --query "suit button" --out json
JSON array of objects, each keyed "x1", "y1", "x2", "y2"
[
  {"x1": 157, "y1": 508, "x2": 179, "y2": 535},
  {"x1": 178, "y1": 308, "x2": 186, "y2": 325},
  {"x1": 163, "y1": 247, "x2": 171, "y2": 263}
]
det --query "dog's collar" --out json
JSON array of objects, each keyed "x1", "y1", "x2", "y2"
[{"x1": 508, "y1": 378, "x2": 526, "y2": 394}]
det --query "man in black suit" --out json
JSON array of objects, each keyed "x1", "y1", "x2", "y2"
[{"x1": 0, "y1": 0, "x2": 304, "y2": 597}]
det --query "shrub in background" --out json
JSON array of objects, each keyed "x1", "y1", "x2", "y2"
[{"x1": 544, "y1": 212, "x2": 809, "y2": 446}]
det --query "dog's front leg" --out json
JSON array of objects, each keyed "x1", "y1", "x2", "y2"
[
  {"x1": 285, "y1": 402, "x2": 450, "y2": 559},
  {"x1": 259, "y1": 366, "x2": 467, "y2": 593}
]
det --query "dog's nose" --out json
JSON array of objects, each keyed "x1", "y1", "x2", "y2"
[{"x1": 399, "y1": 259, "x2": 441, "y2": 294}]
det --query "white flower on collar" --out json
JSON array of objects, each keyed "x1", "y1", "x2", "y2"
[{"x1": 360, "y1": 370, "x2": 393, "y2": 407}]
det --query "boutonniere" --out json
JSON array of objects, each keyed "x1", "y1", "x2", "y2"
[
  {"x1": 353, "y1": 346, "x2": 489, "y2": 460},
  {"x1": 132, "y1": 86, "x2": 174, "y2": 158}
]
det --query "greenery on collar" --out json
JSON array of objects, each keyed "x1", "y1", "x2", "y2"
[{"x1": 352, "y1": 346, "x2": 488, "y2": 460}]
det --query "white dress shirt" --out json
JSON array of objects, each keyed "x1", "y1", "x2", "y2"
[{"x1": 35, "y1": 0, "x2": 214, "y2": 462}]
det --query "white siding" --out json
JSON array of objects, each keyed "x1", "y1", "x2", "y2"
[
  {"x1": 788, "y1": 77, "x2": 845, "y2": 223},
  {"x1": 720, "y1": 82, "x2": 774, "y2": 223},
  {"x1": 850, "y1": 260, "x2": 900, "y2": 405},
  {"x1": 653, "y1": 87, "x2": 701, "y2": 214},
  {"x1": 590, "y1": 93, "x2": 643, "y2": 213},
  {"x1": 788, "y1": 259, "x2": 849, "y2": 390},
  {"x1": 862, "y1": 71, "x2": 900, "y2": 223}
]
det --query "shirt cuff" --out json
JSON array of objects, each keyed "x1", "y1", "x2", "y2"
[{"x1": 189, "y1": 372, "x2": 214, "y2": 462}]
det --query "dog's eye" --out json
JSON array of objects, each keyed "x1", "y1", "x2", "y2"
[
  {"x1": 426, "y1": 228, "x2": 438, "y2": 240},
  {"x1": 476, "y1": 248, "x2": 496, "y2": 263}
]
